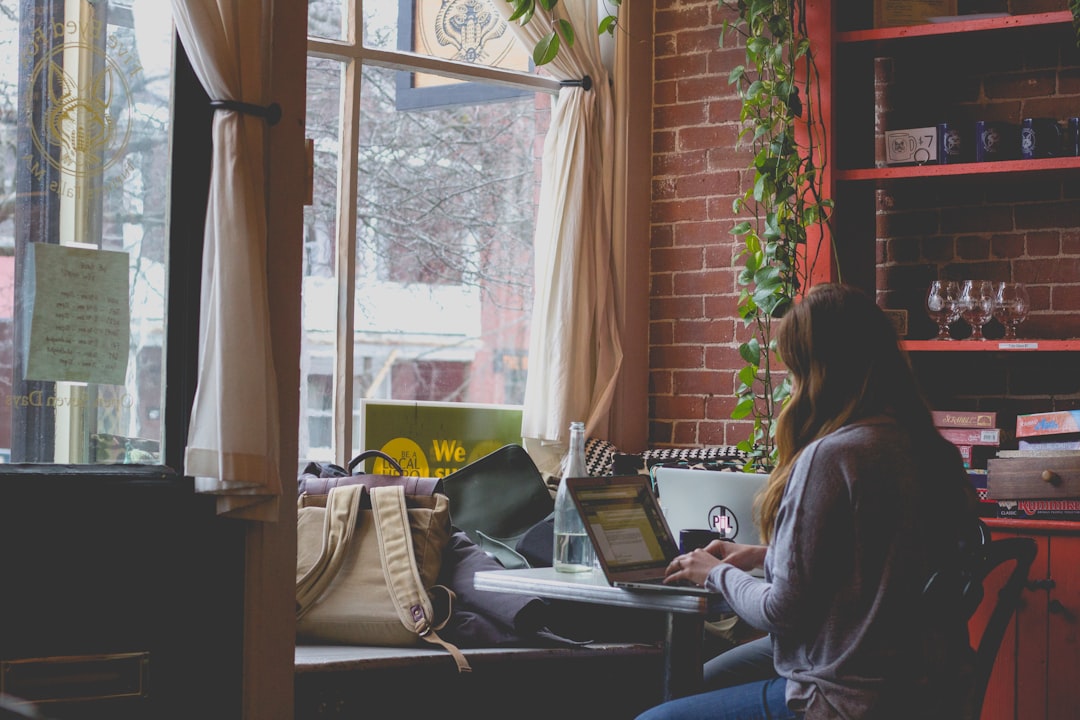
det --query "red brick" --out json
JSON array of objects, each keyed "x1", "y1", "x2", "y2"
[
  {"x1": 679, "y1": 124, "x2": 733, "y2": 152},
  {"x1": 654, "y1": 150, "x2": 708, "y2": 177},
  {"x1": 652, "y1": 393, "x2": 706, "y2": 419},
  {"x1": 674, "y1": 318, "x2": 732, "y2": 345},
  {"x1": 652, "y1": 198, "x2": 710, "y2": 223},
  {"x1": 655, "y1": 102, "x2": 709, "y2": 130},
  {"x1": 674, "y1": 268, "x2": 729, "y2": 296},
  {"x1": 1015, "y1": 258, "x2": 1080, "y2": 284},
  {"x1": 654, "y1": 80, "x2": 678, "y2": 106},
  {"x1": 1051, "y1": 285, "x2": 1080, "y2": 311},
  {"x1": 1026, "y1": 231, "x2": 1061, "y2": 257},
  {"x1": 675, "y1": 171, "x2": 737, "y2": 199},
  {"x1": 674, "y1": 220, "x2": 730, "y2": 246},
  {"x1": 990, "y1": 234, "x2": 1026, "y2": 259},
  {"x1": 653, "y1": 245, "x2": 707, "y2": 272},
  {"x1": 655, "y1": 5, "x2": 712, "y2": 35},
  {"x1": 674, "y1": 370, "x2": 723, "y2": 395},
  {"x1": 651, "y1": 295, "x2": 706, "y2": 321},
  {"x1": 655, "y1": 53, "x2": 710, "y2": 81}
]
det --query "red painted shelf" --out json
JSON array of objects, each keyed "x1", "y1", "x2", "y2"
[
  {"x1": 837, "y1": 11, "x2": 1071, "y2": 44},
  {"x1": 903, "y1": 339, "x2": 1080, "y2": 352},
  {"x1": 837, "y1": 156, "x2": 1080, "y2": 182}
]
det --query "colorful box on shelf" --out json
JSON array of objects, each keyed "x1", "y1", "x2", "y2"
[
  {"x1": 932, "y1": 410, "x2": 997, "y2": 429},
  {"x1": 1016, "y1": 410, "x2": 1080, "y2": 438},
  {"x1": 874, "y1": 0, "x2": 957, "y2": 28},
  {"x1": 938, "y1": 427, "x2": 1001, "y2": 446},
  {"x1": 997, "y1": 498, "x2": 1080, "y2": 522},
  {"x1": 1018, "y1": 436, "x2": 1080, "y2": 451},
  {"x1": 884, "y1": 127, "x2": 938, "y2": 165}
]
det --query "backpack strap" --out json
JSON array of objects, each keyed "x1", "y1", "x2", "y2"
[
  {"x1": 295, "y1": 484, "x2": 362, "y2": 619},
  {"x1": 370, "y1": 486, "x2": 471, "y2": 673}
]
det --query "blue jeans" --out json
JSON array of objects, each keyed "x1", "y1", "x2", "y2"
[
  {"x1": 704, "y1": 635, "x2": 776, "y2": 690},
  {"x1": 635, "y1": 677, "x2": 801, "y2": 720}
]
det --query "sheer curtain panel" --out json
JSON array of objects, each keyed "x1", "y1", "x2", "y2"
[
  {"x1": 496, "y1": 0, "x2": 623, "y2": 476},
  {"x1": 171, "y1": 0, "x2": 282, "y2": 520}
]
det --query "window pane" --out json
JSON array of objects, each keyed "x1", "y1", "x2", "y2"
[
  {"x1": 308, "y1": 0, "x2": 346, "y2": 41},
  {"x1": 301, "y1": 56, "x2": 343, "y2": 462},
  {"x1": 354, "y1": 65, "x2": 541, "y2": 406},
  {"x1": 0, "y1": 2, "x2": 172, "y2": 464},
  {"x1": 364, "y1": 0, "x2": 530, "y2": 75},
  {"x1": 302, "y1": 1, "x2": 546, "y2": 465}
]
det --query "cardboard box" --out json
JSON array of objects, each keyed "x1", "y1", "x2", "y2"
[
  {"x1": 885, "y1": 127, "x2": 938, "y2": 165},
  {"x1": 1018, "y1": 436, "x2": 1080, "y2": 451},
  {"x1": 1015, "y1": 410, "x2": 1080, "y2": 438},
  {"x1": 997, "y1": 498, "x2": 1080, "y2": 522},
  {"x1": 939, "y1": 427, "x2": 1001, "y2": 446},
  {"x1": 874, "y1": 0, "x2": 957, "y2": 28},
  {"x1": 932, "y1": 410, "x2": 997, "y2": 429}
]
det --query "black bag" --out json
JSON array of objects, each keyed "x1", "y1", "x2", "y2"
[{"x1": 441, "y1": 445, "x2": 554, "y2": 569}]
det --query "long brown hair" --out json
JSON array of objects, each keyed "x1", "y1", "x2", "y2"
[{"x1": 757, "y1": 284, "x2": 939, "y2": 541}]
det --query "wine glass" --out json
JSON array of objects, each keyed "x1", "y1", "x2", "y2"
[
  {"x1": 925, "y1": 280, "x2": 960, "y2": 340},
  {"x1": 994, "y1": 282, "x2": 1030, "y2": 340},
  {"x1": 959, "y1": 280, "x2": 996, "y2": 341}
]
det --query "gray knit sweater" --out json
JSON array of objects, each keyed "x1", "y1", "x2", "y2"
[{"x1": 707, "y1": 416, "x2": 976, "y2": 719}]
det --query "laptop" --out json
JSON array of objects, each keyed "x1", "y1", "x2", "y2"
[
  {"x1": 564, "y1": 475, "x2": 716, "y2": 596},
  {"x1": 653, "y1": 466, "x2": 767, "y2": 547}
]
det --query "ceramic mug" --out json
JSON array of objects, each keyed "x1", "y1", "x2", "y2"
[
  {"x1": 1065, "y1": 117, "x2": 1080, "y2": 157},
  {"x1": 937, "y1": 122, "x2": 965, "y2": 164},
  {"x1": 1020, "y1": 117, "x2": 1063, "y2": 159},
  {"x1": 975, "y1": 120, "x2": 1017, "y2": 162},
  {"x1": 679, "y1": 529, "x2": 724, "y2": 553}
]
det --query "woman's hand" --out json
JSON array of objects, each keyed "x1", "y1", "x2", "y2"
[
  {"x1": 705, "y1": 541, "x2": 767, "y2": 572},
  {"x1": 664, "y1": 542, "x2": 768, "y2": 587},
  {"x1": 663, "y1": 548, "x2": 722, "y2": 587}
]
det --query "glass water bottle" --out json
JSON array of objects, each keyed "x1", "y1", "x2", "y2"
[{"x1": 553, "y1": 421, "x2": 596, "y2": 572}]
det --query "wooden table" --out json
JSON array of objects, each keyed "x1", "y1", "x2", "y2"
[{"x1": 474, "y1": 567, "x2": 714, "y2": 701}]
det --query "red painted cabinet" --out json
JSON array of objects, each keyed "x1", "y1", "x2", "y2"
[{"x1": 974, "y1": 520, "x2": 1080, "y2": 720}]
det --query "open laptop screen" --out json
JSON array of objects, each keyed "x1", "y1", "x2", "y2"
[{"x1": 566, "y1": 476, "x2": 681, "y2": 579}]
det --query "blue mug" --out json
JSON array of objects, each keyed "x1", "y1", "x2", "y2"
[
  {"x1": 937, "y1": 122, "x2": 965, "y2": 164},
  {"x1": 975, "y1": 120, "x2": 1017, "y2": 162},
  {"x1": 1020, "y1": 117, "x2": 1063, "y2": 160}
]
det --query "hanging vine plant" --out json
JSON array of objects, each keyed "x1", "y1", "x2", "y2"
[{"x1": 722, "y1": 0, "x2": 834, "y2": 471}]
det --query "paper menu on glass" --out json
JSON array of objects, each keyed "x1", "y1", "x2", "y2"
[{"x1": 23, "y1": 243, "x2": 130, "y2": 385}]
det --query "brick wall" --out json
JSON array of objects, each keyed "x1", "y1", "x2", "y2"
[
  {"x1": 650, "y1": 1, "x2": 1080, "y2": 452},
  {"x1": 650, "y1": 0, "x2": 748, "y2": 449}
]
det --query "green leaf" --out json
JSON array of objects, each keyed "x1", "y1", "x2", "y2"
[
  {"x1": 507, "y1": 0, "x2": 531, "y2": 23},
  {"x1": 556, "y1": 18, "x2": 575, "y2": 46},
  {"x1": 731, "y1": 397, "x2": 755, "y2": 420},
  {"x1": 538, "y1": 0, "x2": 558, "y2": 11},
  {"x1": 739, "y1": 338, "x2": 761, "y2": 365},
  {"x1": 533, "y1": 31, "x2": 560, "y2": 66},
  {"x1": 598, "y1": 15, "x2": 617, "y2": 35}
]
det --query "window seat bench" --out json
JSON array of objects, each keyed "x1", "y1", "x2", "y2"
[{"x1": 295, "y1": 641, "x2": 665, "y2": 719}]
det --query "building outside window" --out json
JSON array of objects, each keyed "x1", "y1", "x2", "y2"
[
  {"x1": 304, "y1": 0, "x2": 549, "y2": 463},
  {"x1": 0, "y1": 0, "x2": 174, "y2": 465}
]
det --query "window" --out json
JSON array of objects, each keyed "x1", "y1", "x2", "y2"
[
  {"x1": 303, "y1": 0, "x2": 552, "y2": 463},
  {"x1": 0, "y1": 0, "x2": 177, "y2": 465}
]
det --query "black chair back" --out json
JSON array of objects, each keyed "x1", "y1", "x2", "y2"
[{"x1": 923, "y1": 521, "x2": 1037, "y2": 720}]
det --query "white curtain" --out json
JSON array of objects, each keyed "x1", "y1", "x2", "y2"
[
  {"x1": 171, "y1": 0, "x2": 281, "y2": 520},
  {"x1": 496, "y1": 1, "x2": 623, "y2": 476}
]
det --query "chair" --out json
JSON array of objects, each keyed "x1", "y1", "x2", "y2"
[{"x1": 924, "y1": 522, "x2": 1038, "y2": 720}]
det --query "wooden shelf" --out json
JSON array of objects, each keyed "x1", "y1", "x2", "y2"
[
  {"x1": 837, "y1": 155, "x2": 1080, "y2": 182},
  {"x1": 903, "y1": 339, "x2": 1080, "y2": 352},
  {"x1": 837, "y1": 10, "x2": 1071, "y2": 44}
]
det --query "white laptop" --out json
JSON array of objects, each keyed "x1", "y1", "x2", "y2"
[{"x1": 653, "y1": 466, "x2": 768, "y2": 549}]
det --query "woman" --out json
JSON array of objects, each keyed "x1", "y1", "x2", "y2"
[{"x1": 637, "y1": 284, "x2": 981, "y2": 720}]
